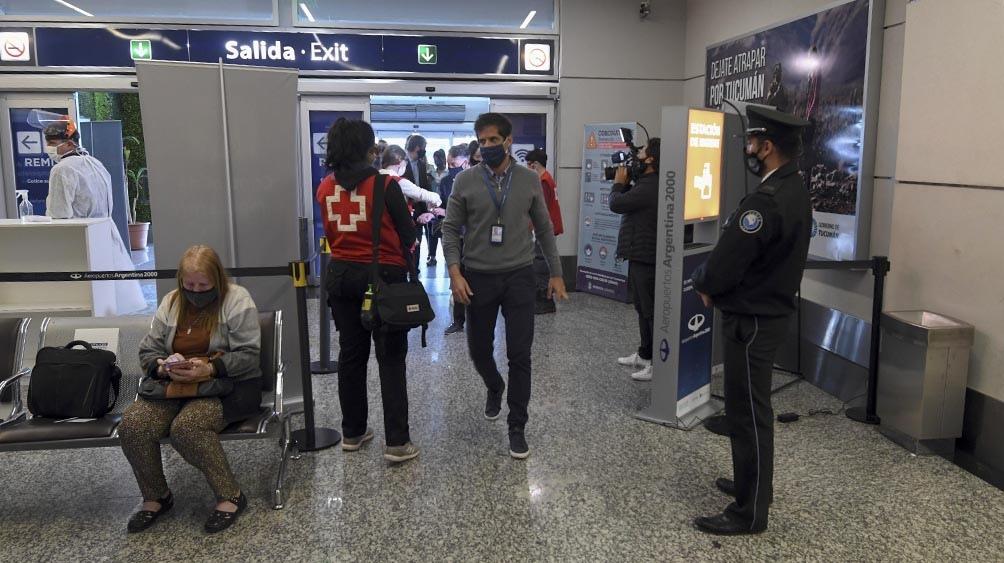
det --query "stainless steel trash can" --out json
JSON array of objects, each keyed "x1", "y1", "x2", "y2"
[{"x1": 877, "y1": 311, "x2": 974, "y2": 455}]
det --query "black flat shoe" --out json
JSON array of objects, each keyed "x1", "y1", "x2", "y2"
[
  {"x1": 204, "y1": 492, "x2": 247, "y2": 534},
  {"x1": 715, "y1": 477, "x2": 736, "y2": 497},
  {"x1": 127, "y1": 492, "x2": 174, "y2": 533},
  {"x1": 694, "y1": 512, "x2": 766, "y2": 536}
]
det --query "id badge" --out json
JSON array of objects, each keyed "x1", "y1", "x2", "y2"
[{"x1": 490, "y1": 224, "x2": 505, "y2": 246}]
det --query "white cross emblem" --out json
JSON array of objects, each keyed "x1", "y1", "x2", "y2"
[{"x1": 326, "y1": 185, "x2": 367, "y2": 232}]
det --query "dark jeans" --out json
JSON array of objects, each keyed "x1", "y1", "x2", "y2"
[
  {"x1": 628, "y1": 261, "x2": 656, "y2": 360},
  {"x1": 465, "y1": 266, "x2": 535, "y2": 428},
  {"x1": 327, "y1": 260, "x2": 411, "y2": 447},
  {"x1": 721, "y1": 312, "x2": 790, "y2": 530}
]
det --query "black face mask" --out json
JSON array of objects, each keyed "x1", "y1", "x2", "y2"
[
  {"x1": 745, "y1": 142, "x2": 767, "y2": 177},
  {"x1": 183, "y1": 287, "x2": 219, "y2": 309},
  {"x1": 480, "y1": 143, "x2": 508, "y2": 168},
  {"x1": 417, "y1": 149, "x2": 427, "y2": 159}
]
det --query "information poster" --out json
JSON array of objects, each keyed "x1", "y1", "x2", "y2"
[
  {"x1": 576, "y1": 123, "x2": 633, "y2": 302},
  {"x1": 705, "y1": 0, "x2": 872, "y2": 259},
  {"x1": 8, "y1": 106, "x2": 70, "y2": 216},
  {"x1": 677, "y1": 251, "x2": 714, "y2": 415},
  {"x1": 309, "y1": 110, "x2": 363, "y2": 276}
]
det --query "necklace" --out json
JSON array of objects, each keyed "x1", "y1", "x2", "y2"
[{"x1": 185, "y1": 309, "x2": 209, "y2": 335}]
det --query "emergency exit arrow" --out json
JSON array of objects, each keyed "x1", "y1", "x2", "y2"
[{"x1": 417, "y1": 44, "x2": 437, "y2": 65}]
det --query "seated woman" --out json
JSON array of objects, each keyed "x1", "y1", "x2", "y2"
[{"x1": 118, "y1": 244, "x2": 262, "y2": 534}]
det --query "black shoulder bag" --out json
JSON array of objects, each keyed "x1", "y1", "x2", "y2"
[
  {"x1": 27, "y1": 340, "x2": 122, "y2": 418},
  {"x1": 363, "y1": 174, "x2": 435, "y2": 346}
]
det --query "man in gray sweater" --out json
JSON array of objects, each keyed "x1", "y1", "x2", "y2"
[{"x1": 442, "y1": 113, "x2": 568, "y2": 459}]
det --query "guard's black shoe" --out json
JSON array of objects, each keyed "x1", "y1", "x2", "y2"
[
  {"x1": 715, "y1": 478, "x2": 736, "y2": 497},
  {"x1": 694, "y1": 512, "x2": 766, "y2": 536},
  {"x1": 485, "y1": 387, "x2": 504, "y2": 420},
  {"x1": 509, "y1": 427, "x2": 529, "y2": 459},
  {"x1": 445, "y1": 322, "x2": 465, "y2": 335},
  {"x1": 127, "y1": 492, "x2": 174, "y2": 533},
  {"x1": 704, "y1": 414, "x2": 730, "y2": 437},
  {"x1": 204, "y1": 492, "x2": 247, "y2": 534}
]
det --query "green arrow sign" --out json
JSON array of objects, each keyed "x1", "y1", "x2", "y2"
[
  {"x1": 417, "y1": 44, "x2": 437, "y2": 65},
  {"x1": 130, "y1": 40, "x2": 152, "y2": 61}
]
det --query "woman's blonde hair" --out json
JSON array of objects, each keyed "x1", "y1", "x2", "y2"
[{"x1": 169, "y1": 245, "x2": 230, "y2": 334}]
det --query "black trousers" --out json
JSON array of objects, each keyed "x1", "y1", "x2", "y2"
[
  {"x1": 425, "y1": 222, "x2": 440, "y2": 260},
  {"x1": 628, "y1": 261, "x2": 656, "y2": 360},
  {"x1": 721, "y1": 312, "x2": 790, "y2": 529},
  {"x1": 327, "y1": 261, "x2": 411, "y2": 447},
  {"x1": 465, "y1": 266, "x2": 536, "y2": 428},
  {"x1": 532, "y1": 240, "x2": 550, "y2": 295}
]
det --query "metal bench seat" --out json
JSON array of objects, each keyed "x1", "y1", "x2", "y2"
[{"x1": 0, "y1": 311, "x2": 295, "y2": 509}]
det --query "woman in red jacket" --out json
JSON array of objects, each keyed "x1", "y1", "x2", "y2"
[{"x1": 316, "y1": 118, "x2": 419, "y2": 463}]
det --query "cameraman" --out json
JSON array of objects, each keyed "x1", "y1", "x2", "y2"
[{"x1": 608, "y1": 138, "x2": 661, "y2": 381}]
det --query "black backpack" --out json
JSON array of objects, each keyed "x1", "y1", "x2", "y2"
[
  {"x1": 27, "y1": 340, "x2": 122, "y2": 419},
  {"x1": 366, "y1": 174, "x2": 436, "y2": 346}
]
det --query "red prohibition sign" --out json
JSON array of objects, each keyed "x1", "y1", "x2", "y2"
[{"x1": 4, "y1": 39, "x2": 27, "y2": 59}]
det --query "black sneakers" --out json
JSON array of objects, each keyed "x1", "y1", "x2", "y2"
[
  {"x1": 485, "y1": 387, "x2": 504, "y2": 420},
  {"x1": 445, "y1": 321, "x2": 465, "y2": 335},
  {"x1": 509, "y1": 427, "x2": 529, "y2": 459}
]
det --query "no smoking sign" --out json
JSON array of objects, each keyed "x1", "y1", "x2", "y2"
[{"x1": 0, "y1": 32, "x2": 32, "y2": 63}]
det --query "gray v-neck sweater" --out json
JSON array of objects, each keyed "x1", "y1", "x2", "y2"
[{"x1": 442, "y1": 161, "x2": 562, "y2": 276}]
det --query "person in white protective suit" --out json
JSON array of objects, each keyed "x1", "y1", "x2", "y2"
[
  {"x1": 32, "y1": 112, "x2": 147, "y2": 314},
  {"x1": 41, "y1": 116, "x2": 114, "y2": 219}
]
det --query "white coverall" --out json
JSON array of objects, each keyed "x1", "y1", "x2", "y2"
[
  {"x1": 45, "y1": 152, "x2": 147, "y2": 314},
  {"x1": 45, "y1": 153, "x2": 114, "y2": 219}
]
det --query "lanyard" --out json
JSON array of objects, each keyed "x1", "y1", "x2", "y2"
[{"x1": 480, "y1": 164, "x2": 513, "y2": 223}]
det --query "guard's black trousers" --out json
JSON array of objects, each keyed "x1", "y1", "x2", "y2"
[{"x1": 721, "y1": 312, "x2": 791, "y2": 530}]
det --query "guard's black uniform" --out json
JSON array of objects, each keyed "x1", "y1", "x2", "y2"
[{"x1": 694, "y1": 157, "x2": 811, "y2": 531}]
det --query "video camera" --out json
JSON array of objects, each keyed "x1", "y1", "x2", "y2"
[{"x1": 603, "y1": 127, "x2": 642, "y2": 182}]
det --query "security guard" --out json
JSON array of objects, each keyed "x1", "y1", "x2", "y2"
[{"x1": 692, "y1": 106, "x2": 811, "y2": 535}]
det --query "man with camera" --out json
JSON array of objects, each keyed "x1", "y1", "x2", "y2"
[{"x1": 608, "y1": 137, "x2": 661, "y2": 381}]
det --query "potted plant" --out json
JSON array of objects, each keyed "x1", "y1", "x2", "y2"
[{"x1": 124, "y1": 136, "x2": 151, "y2": 250}]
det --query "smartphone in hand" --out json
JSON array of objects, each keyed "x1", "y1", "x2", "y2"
[{"x1": 164, "y1": 360, "x2": 194, "y2": 370}]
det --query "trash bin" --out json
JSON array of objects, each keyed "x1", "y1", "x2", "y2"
[{"x1": 877, "y1": 311, "x2": 974, "y2": 455}]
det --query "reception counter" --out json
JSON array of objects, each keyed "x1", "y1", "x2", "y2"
[{"x1": 0, "y1": 218, "x2": 146, "y2": 317}]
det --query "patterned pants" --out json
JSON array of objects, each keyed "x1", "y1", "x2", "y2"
[{"x1": 118, "y1": 397, "x2": 240, "y2": 501}]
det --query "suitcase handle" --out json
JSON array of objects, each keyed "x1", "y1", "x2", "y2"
[{"x1": 64, "y1": 340, "x2": 94, "y2": 350}]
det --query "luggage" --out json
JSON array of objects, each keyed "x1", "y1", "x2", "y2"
[{"x1": 27, "y1": 340, "x2": 121, "y2": 419}]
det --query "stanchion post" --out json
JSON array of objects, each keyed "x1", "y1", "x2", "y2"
[
  {"x1": 847, "y1": 255, "x2": 889, "y2": 425},
  {"x1": 311, "y1": 237, "x2": 338, "y2": 375},
  {"x1": 288, "y1": 260, "x2": 341, "y2": 451}
]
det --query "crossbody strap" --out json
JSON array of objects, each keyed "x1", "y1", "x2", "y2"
[
  {"x1": 370, "y1": 174, "x2": 421, "y2": 283},
  {"x1": 369, "y1": 174, "x2": 387, "y2": 284}
]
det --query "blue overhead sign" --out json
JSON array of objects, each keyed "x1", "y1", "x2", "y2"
[{"x1": 20, "y1": 27, "x2": 556, "y2": 78}]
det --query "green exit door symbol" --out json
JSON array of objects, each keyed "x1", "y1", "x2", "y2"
[
  {"x1": 418, "y1": 44, "x2": 437, "y2": 65},
  {"x1": 130, "y1": 40, "x2": 152, "y2": 61}
]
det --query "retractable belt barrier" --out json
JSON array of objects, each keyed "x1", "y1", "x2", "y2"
[{"x1": 0, "y1": 261, "x2": 341, "y2": 451}]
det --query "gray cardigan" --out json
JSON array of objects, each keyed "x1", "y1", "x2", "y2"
[{"x1": 138, "y1": 284, "x2": 262, "y2": 382}]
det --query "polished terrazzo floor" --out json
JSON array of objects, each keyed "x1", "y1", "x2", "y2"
[{"x1": 2, "y1": 250, "x2": 1004, "y2": 562}]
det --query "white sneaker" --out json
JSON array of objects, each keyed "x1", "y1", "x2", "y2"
[
  {"x1": 631, "y1": 365, "x2": 653, "y2": 381},
  {"x1": 618, "y1": 352, "x2": 652, "y2": 369}
]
